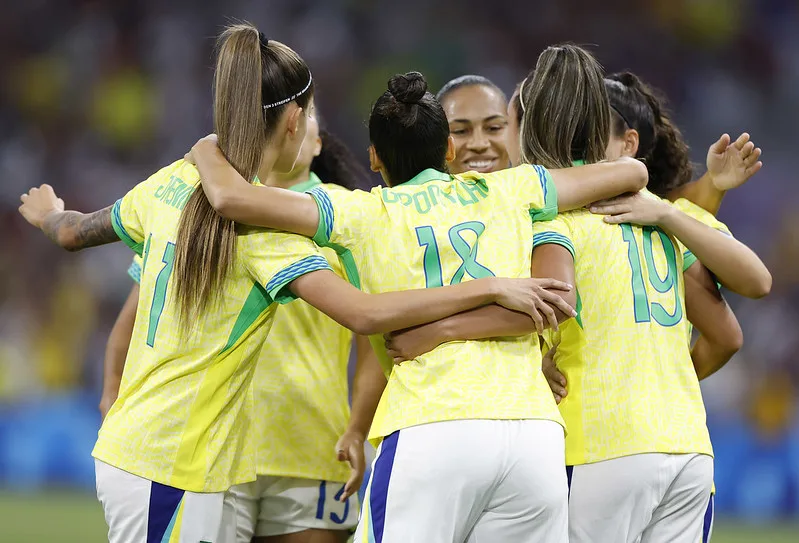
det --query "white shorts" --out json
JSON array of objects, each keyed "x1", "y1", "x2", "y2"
[
  {"x1": 567, "y1": 452, "x2": 714, "y2": 543},
  {"x1": 354, "y1": 419, "x2": 568, "y2": 543},
  {"x1": 95, "y1": 459, "x2": 239, "y2": 543},
  {"x1": 231, "y1": 475, "x2": 360, "y2": 540}
]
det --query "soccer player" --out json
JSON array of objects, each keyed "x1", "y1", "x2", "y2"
[
  {"x1": 101, "y1": 112, "x2": 376, "y2": 542},
  {"x1": 436, "y1": 75, "x2": 511, "y2": 174},
  {"x1": 188, "y1": 65, "x2": 649, "y2": 540},
  {"x1": 384, "y1": 45, "x2": 770, "y2": 543},
  {"x1": 17, "y1": 26, "x2": 558, "y2": 543}
]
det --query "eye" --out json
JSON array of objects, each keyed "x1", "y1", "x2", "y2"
[
  {"x1": 487, "y1": 124, "x2": 507, "y2": 133},
  {"x1": 451, "y1": 128, "x2": 469, "y2": 136}
]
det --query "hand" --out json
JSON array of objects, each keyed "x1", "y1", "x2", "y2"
[
  {"x1": 184, "y1": 133, "x2": 219, "y2": 166},
  {"x1": 590, "y1": 192, "x2": 672, "y2": 226},
  {"x1": 541, "y1": 346, "x2": 568, "y2": 404},
  {"x1": 335, "y1": 429, "x2": 366, "y2": 502},
  {"x1": 99, "y1": 392, "x2": 117, "y2": 422},
  {"x1": 493, "y1": 277, "x2": 575, "y2": 334},
  {"x1": 385, "y1": 324, "x2": 443, "y2": 365},
  {"x1": 19, "y1": 184, "x2": 64, "y2": 228},
  {"x1": 706, "y1": 133, "x2": 762, "y2": 191}
]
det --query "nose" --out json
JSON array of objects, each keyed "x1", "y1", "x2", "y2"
[{"x1": 467, "y1": 129, "x2": 490, "y2": 152}]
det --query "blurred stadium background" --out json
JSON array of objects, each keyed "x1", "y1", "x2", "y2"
[{"x1": 0, "y1": 0, "x2": 797, "y2": 540}]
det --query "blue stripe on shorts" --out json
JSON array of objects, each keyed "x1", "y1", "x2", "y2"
[
  {"x1": 566, "y1": 465, "x2": 574, "y2": 499},
  {"x1": 147, "y1": 481, "x2": 184, "y2": 543},
  {"x1": 703, "y1": 494, "x2": 715, "y2": 543},
  {"x1": 369, "y1": 431, "x2": 400, "y2": 543}
]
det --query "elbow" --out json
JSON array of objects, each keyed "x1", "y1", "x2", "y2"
[
  {"x1": 207, "y1": 188, "x2": 234, "y2": 218},
  {"x1": 58, "y1": 230, "x2": 82, "y2": 252},
  {"x1": 343, "y1": 311, "x2": 381, "y2": 336},
  {"x1": 738, "y1": 270, "x2": 772, "y2": 299},
  {"x1": 622, "y1": 157, "x2": 648, "y2": 191}
]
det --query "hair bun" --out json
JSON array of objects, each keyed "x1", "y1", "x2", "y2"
[{"x1": 388, "y1": 72, "x2": 428, "y2": 104}]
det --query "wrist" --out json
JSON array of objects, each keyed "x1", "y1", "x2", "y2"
[
  {"x1": 344, "y1": 424, "x2": 367, "y2": 441},
  {"x1": 657, "y1": 204, "x2": 679, "y2": 229}
]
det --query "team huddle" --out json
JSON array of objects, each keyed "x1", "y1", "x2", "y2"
[{"x1": 17, "y1": 21, "x2": 770, "y2": 543}]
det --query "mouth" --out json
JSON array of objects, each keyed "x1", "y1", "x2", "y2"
[{"x1": 464, "y1": 158, "x2": 497, "y2": 172}]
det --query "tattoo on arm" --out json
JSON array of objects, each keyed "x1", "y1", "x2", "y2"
[{"x1": 42, "y1": 206, "x2": 118, "y2": 250}]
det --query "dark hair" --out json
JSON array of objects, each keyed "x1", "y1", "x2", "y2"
[
  {"x1": 311, "y1": 129, "x2": 369, "y2": 190},
  {"x1": 519, "y1": 44, "x2": 609, "y2": 168},
  {"x1": 369, "y1": 71, "x2": 450, "y2": 185},
  {"x1": 606, "y1": 72, "x2": 692, "y2": 197},
  {"x1": 173, "y1": 23, "x2": 314, "y2": 329},
  {"x1": 436, "y1": 75, "x2": 507, "y2": 104}
]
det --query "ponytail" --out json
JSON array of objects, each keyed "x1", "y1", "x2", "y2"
[
  {"x1": 606, "y1": 73, "x2": 692, "y2": 197},
  {"x1": 173, "y1": 23, "x2": 313, "y2": 329}
]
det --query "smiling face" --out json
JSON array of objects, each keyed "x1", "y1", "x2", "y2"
[{"x1": 442, "y1": 84, "x2": 510, "y2": 174}]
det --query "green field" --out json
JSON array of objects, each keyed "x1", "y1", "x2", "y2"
[{"x1": 0, "y1": 492, "x2": 795, "y2": 542}]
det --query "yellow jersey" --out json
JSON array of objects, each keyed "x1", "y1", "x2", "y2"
[
  {"x1": 253, "y1": 175, "x2": 354, "y2": 482},
  {"x1": 533, "y1": 190, "x2": 712, "y2": 465},
  {"x1": 95, "y1": 159, "x2": 331, "y2": 492},
  {"x1": 306, "y1": 166, "x2": 564, "y2": 442}
]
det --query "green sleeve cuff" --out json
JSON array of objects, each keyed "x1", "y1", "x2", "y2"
[
  {"x1": 264, "y1": 255, "x2": 332, "y2": 304},
  {"x1": 529, "y1": 165, "x2": 558, "y2": 222},
  {"x1": 683, "y1": 250, "x2": 698, "y2": 272},
  {"x1": 111, "y1": 199, "x2": 144, "y2": 256},
  {"x1": 533, "y1": 232, "x2": 575, "y2": 260},
  {"x1": 306, "y1": 186, "x2": 334, "y2": 246},
  {"x1": 127, "y1": 259, "x2": 142, "y2": 284}
]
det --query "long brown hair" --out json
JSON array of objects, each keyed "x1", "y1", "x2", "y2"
[
  {"x1": 172, "y1": 23, "x2": 313, "y2": 329},
  {"x1": 519, "y1": 44, "x2": 610, "y2": 168},
  {"x1": 606, "y1": 72, "x2": 692, "y2": 197}
]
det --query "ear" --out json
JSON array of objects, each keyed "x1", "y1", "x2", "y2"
[
  {"x1": 445, "y1": 135, "x2": 456, "y2": 163},
  {"x1": 624, "y1": 128, "x2": 640, "y2": 157},
  {"x1": 368, "y1": 145, "x2": 383, "y2": 172},
  {"x1": 285, "y1": 105, "x2": 304, "y2": 137},
  {"x1": 312, "y1": 136, "x2": 322, "y2": 158}
]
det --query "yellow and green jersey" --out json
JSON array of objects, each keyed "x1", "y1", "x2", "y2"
[
  {"x1": 95, "y1": 159, "x2": 331, "y2": 493},
  {"x1": 306, "y1": 165, "x2": 564, "y2": 443},
  {"x1": 532, "y1": 189, "x2": 712, "y2": 466},
  {"x1": 253, "y1": 174, "x2": 354, "y2": 482}
]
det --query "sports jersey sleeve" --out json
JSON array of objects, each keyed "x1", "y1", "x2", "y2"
[
  {"x1": 305, "y1": 186, "x2": 380, "y2": 249},
  {"x1": 503, "y1": 164, "x2": 559, "y2": 223},
  {"x1": 671, "y1": 198, "x2": 733, "y2": 271},
  {"x1": 111, "y1": 182, "x2": 149, "y2": 256},
  {"x1": 532, "y1": 215, "x2": 575, "y2": 259},
  {"x1": 240, "y1": 230, "x2": 332, "y2": 304},
  {"x1": 128, "y1": 255, "x2": 143, "y2": 284}
]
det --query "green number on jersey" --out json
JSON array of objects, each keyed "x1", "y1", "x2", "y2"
[
  {"x1": 415, "y1": 221, "x2": 495, "y2": 288},
  {"x1": 146, "y1": 242, "x2": 176, "y2": 347},
  {"x1": 620, "y1": 224, "x2": 683, "y2": 326}
]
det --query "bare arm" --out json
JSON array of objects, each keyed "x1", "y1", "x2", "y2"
[
  {"x1": 385, "y1": 245, "x2": 577, "y2": 362},
  {"x1": 684, "y1": 263, "x2": 743, "y2": 380},
  {"x1": 18, "y1": 184, "x2": 118, "y2": 251},
  {"x1": 288, "y1": 271, "x2": 566, "y2": 336},
  {"x1": 335, "y1": 334, "x2": 386, "y2": 501},
  {"x1": 190, "y1": 138, "x2": 319, "y2": 236},
  {"x1": 669, "y1": 133, "x2": 762, "y2": 214},
  {"x1": 594, "y1": 193, "x2": 772, "y2": 299},
  {"x1": 41, "y1": 207, "x2": 118, "y2": 251},
  {"x1": 550, "y1": 157, "x2": 648, "y2": 212},
  {"x1": 100, "y1": 284, "x2": 139, "y2": 420}
]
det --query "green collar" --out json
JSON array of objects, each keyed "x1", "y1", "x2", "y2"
[
  {"x1": 288, "y1": 172, "x2": 323, "y2": 193},
  {"x1": 395, "y1": 168, "x2": 452, "y2": 187},
  {"x1": 572, "y1": 160, "x2": 586, "y2": 166}
]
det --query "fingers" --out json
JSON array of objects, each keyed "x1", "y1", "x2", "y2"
[
  {"x1": 534, "y1": 278, "x2": 574, "y2": 292},
  {"x1": 590, "y1": 203, "x2": 632, "y2": 215},
  {"x1": 529, "y1": 306, "x2": 544, "y2": 334},
  {"x1": 745, "y1": 161, "x2": 763, "y2": 178},
  {"x1": 710, "y1": 133, "x2": 731, "y2": 153},
  {"x1": 740, "y1": 141, "x2": 755, "y2": 157},
  {"x1": 603, "y1": 214, "x2": 632, "y2": 224},
  {"x1": 340, "y1": 444, "x2": 365, "y2": 501},
  {"x1": 538, "y1": 302, "x2": 559, "y2": 332},
  {"x1": 733, "y1": 132, "x2": 751, "y2": 151},
  {"x1": 537, "y1": 289, "x2": 577, "y2": 317},
  {"x1": 743, "y1": 147, "x2": 761, "y2": 169}
]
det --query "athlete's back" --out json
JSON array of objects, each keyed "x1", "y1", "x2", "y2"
[
  {"x1": 97, "y1": 159, "x2": 329, "y2": 493},
  {"x1": 534, "y1": 190, "x2": 712, "y2": 465}
]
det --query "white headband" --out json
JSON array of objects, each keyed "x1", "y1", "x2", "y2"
[
  {"x1": 263, "y1": 75, "x2": 314, "y2": 110},
  {"x1": 518, "y1": 76, "x2": 529, "y2": 112}
]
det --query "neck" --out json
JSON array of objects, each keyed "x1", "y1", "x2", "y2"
[
  {"x1": 266, "y1": 167, "x2": 312, "y2": 189},
  {"x1": 255, "y1": 143, "x2": 285, "y2": 185}
]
